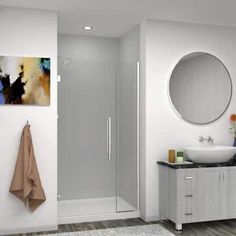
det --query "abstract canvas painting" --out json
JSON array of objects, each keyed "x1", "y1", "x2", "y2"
[{"x1": 0, "y1": 56, "x2": 50, "y2": 105}]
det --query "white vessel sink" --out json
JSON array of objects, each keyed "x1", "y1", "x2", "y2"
[{"x1": 184, "y1": 146, "x2": 236, "y2": 163}]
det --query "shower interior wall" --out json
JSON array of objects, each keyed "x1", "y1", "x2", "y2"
[{"x1": 58, "y1": 26, "x2": 140, "y2": 219}]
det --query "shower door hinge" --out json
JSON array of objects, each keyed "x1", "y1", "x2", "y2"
[{"x1": 57, "y1": 194, "x2": 61, "y2": 201}]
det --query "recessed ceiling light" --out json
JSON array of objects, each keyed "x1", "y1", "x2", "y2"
[{"x1": 82, "y1": 26, "x2": 94, "y2": 31}]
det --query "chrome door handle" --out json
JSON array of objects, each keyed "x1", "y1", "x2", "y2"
[
  {"x1": 185, "y1": 176, "x2": 193, "y2": 180},
  {"x1": 220, "y1": 172, "x2": 225, "y2": 181},
  {"x1": 185, "y1": 213, "x2": 193, "y2": 216},
  {"x1": 107, "y1": 117, "x2": 111, "y2": 160}
]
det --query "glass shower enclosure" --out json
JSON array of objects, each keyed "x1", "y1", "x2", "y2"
[{"x1": 58, "y1": 33, "x2": 139, "y2": 221}]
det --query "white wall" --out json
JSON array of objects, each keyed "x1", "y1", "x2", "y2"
[
  {"x1": 0, "y1": 7, "x2": 57, "y2": 235},
  {"x1": 117, "y1": 26, "x2": 140, "y2": 210},
  {"x1": 141, "y1": 20, "x2": 236, "y2": 221}
]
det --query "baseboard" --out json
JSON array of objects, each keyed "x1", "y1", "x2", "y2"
[
  {"x1": 141, "y1": 215, "x2": 160, "y2": 222},
  {"x1": 0, "y1": 224, "x2": 58, "y2": 235},
  {"x1": 58, "y1": 211, "x2": 140, "y2": 225}
]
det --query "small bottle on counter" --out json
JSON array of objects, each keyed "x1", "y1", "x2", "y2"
[
  {"x1": 176, "y1": 151, "x2": 184, "y2": 163},
  {"x1": 168, "y1": 149, "x2": 176, "y2": 163}
]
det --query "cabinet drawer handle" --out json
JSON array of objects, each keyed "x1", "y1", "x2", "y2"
[
  {"x1": 185, "y1": 194, "x2": 193, "y2": 198},
  {"x1": 185, "y1": 213, "x2": 193, "y2": 216},
  {"x1": 185, "y1": 176, "x2": 193, "y2": 179}
]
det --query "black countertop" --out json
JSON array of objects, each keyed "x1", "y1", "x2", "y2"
[{"x1": 157, "y1": 160, "x2": 236, "y2": 169}]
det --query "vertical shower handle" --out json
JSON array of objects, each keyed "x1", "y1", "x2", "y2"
[{"x1": 107, "y1": 117, "x2": 112, "y2": 160}]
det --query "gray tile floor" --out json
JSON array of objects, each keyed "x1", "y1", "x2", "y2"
[
  {"x1": 160, "y1": 219, "x2": 236, "y2": 236},
  {"x1": 9, "y1": 218, "x2": 236, "y2": 236},
  {"x1": 10, "y1": 218, "x2": 146, "y2": 236}
]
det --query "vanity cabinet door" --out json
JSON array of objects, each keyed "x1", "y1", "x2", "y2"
[
  {"x1": 196, "y1": 168, "x2": 221, "y2": 221},
  {"x1": 222, "y1": 167, "x2": 236, "y2": 218}
]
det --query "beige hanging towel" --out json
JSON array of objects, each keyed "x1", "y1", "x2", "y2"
[{"x1": 9, "y1": 124, "x2": 46, "y2": 212}]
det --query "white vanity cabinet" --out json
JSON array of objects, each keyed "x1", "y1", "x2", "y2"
[{"x1": 159, "y1": 164, "x2": 236, "y2": 230}]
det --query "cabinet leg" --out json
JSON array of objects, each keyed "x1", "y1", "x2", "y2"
[
  {"x1": 160, "y1": 215, "x2": 166, "y2": 221},
  {"x1": 175, "y1": 223, "x2": 182, "y2": 231}
]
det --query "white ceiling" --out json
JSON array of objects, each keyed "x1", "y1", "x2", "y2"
[{"x1": 0, "y1": 0, "x2": 236, "y2": 37}]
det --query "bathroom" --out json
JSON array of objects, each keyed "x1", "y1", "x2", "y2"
[{"x1": 0, "y1": 1, "x2": 236, "y2": 236}]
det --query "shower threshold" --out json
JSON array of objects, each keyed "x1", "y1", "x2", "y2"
[{"x1": 58, "y1": 197, "x2": 140, "y2": 224}]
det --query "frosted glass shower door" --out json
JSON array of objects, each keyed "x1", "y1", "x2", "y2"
[{"x1": 58, "y1": 59, "x2": 117, "y2": 215}]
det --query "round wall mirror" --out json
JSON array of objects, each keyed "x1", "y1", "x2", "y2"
[{"x1": 169, "y1": 52, "x2": 232, "y2": 124}]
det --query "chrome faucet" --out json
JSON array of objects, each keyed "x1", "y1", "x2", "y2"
[{"x1": 199, "y1": 136, "x2": 214, "y2": 144}]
